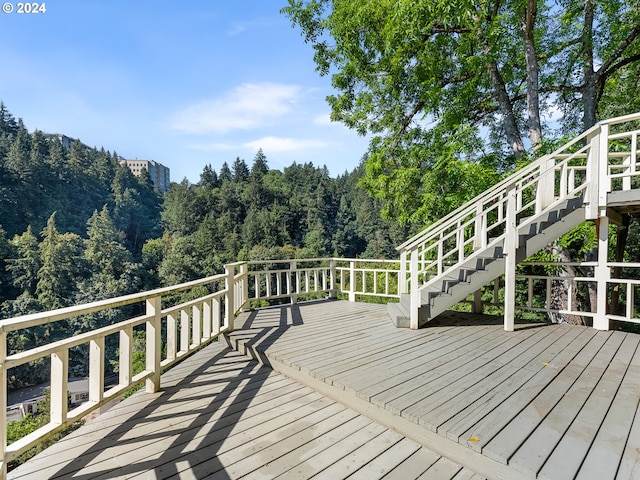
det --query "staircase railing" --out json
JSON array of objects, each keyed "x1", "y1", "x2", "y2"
[{"x1": 398, "y1": 112, "x2": 640, "y2": 328}]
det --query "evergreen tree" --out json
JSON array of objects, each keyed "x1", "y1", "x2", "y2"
[
  {"x1": 219, "y1": 161, "x2": 232, "y2": 182},
  {"x1": 36, "y1": 213, "x2": 85, "y2": 310},
  {"x1": 232, "y1": 157, "x2": 249, "y2": 183},
  {"x1": 6, "y1": 225, "x2": 41, "y2": 296},
  {"x1": 199, "y1": 164, "x2": 219, "y2": 189}
]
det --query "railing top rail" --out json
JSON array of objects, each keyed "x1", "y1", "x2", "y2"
[
  {"x1": 244, "y1": 257, "x2": 400, "y2": 266},
  {"x1": 0, "y1": 272, "x2": 226, "y2": 334}
]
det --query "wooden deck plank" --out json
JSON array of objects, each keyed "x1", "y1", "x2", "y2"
[
  {"x1": 244, "y1": 415, "x2": 383, "y2": 479},
  {"x1": 327, "y1": 324, "x2": 496, "y2": 396},
  {"x1": 401, "y1": 327, "x2": 554, "y2": 425},
  {"x1": 271, "y1": 420, "x2": 391, "y2": 478},
  {"x1": 537, "y1": 333, "x2": 638, "y2": 480},
  {"x1": 421, "y1": 325, "x2": 585, "y2": 434},
  {"x1": 492, "y1": 331, "x2": 624, "y2": 477},
  {"x1": 305, "y1": 429, "x2": 406, "y2": 480},
  {"x1": 474, "y1": 328, "x2": 607, "y2": 464},
  {"x1": 380, "y1": 445, "x2": 441, "y2": 478},
  {"x1": 341, "y1": 437, "x2": 423, "y2": 480},
  {"x1": 575, "y1": 335, "x2": 640, "y2": 480},
  {"x1": 365, "y1": 328, "x2": 540, "y2": 415},
  {"x1": 187, "y1": 404, "x2": 360, "y2": 479},
  {"x1": 617, "y1": 392, "x2": 640, "y2": 480},
  {"x1": 417, "y1": 457, "x2": 464, "y2": 480}
]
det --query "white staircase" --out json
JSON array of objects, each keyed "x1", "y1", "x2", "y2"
[{"x1": 389, "y1": 112, "x2": 640, "y2": 330}]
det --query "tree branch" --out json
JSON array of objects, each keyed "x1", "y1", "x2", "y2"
[{"x1": 597, "y1": 26, "x2": 640, "y2": 81}]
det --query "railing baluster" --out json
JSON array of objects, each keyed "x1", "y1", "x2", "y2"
[
  {"x1": 119, "y1": 326, "x2": 133, "y2": 386},
  {"x1": 180, "y1": 309, "x2": 190, "y2": 353},
  {"x1": 192, "y1": 304, "x2": 201, "y2": 346},
  {"x1": 202, "y1": 300, "x2": 212, "y2": 340}
]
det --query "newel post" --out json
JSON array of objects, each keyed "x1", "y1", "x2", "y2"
[
  {"x1": 503, "y1": 185, "x2": 517, "y2": 332},
  {"x1": 399, "y1": 251, "x2": 408, "y2": 295},
  {"x1": 145, "y1": 296, "x2": 162, "y2": 393},
  {"x1": 329, "y1": 258, "x2": 337, "y2": 299},
  {"x1": 585, "y1": 124, "x2": 609, "y2": 220},
  {"x1": 290, "y1": 260, "x2": 298, "y2": 304},
  {"x1": 410, "y1": 249, "x2": 420, "y2": 329},
  {"x1": 225, "y1": 263, "x2": 236, "y2": 332},
  {"x1": 348, "y1": 260, "x2": 356, "y2": 302},
  {"x1": 593, "y1": 215, "x2": 611, "y2": 330},
  {"x1": 240, "y1": 262, "x2": 249, "y2": 311}
]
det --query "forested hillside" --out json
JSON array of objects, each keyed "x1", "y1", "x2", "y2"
[{"x1": 0, "y1": 104, "x2": 404, "y2": 388}]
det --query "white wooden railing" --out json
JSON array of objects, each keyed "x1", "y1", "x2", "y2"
[
  {"x1": 0, "y1": 258, "x2": 401, "y2": 477},
  {"x1": 397, "y1": 112, "x2": 640, "y2": 329}
]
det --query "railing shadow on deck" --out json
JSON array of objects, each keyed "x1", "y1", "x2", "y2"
[{"x1": 38, "y1": 308, "x2": 305, "y2": 480}]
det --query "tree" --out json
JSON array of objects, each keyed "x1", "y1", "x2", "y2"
[
  {"x1": 232, "y1": 157, "x2": 249, "y2": 183},
  {"x1": 36, "y1": 213, "x2": 85, "y2": 310},
  {"x1": 283, "y1": 0, "x2": 640, "y2": 224},
  {"x1": 6, "y1": 225, "x2": 41, "y2": 296}
]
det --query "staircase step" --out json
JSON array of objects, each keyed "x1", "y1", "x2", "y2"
[{"x1": 387, "y1": 301, "x2": 410, "y2": 328}]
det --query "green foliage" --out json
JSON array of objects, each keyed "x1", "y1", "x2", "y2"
[
  {"x1": 283, "y1": 0, "x2": 640, "y2": 226},
  {"x1": 6, "y1": 391, "x2": 84, "y2": 472}
]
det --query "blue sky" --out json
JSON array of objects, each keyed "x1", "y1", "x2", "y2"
[{"x1": 0, "y1": 1, "x2": 370, "y2": 183}]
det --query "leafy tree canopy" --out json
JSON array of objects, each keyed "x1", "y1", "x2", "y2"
[{"x1": 283, "y1": 0, "x2": 640, "y2": 224}]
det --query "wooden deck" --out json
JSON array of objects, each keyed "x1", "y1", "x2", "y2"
[
  {"x1": 9, "y1": 300, "x2": 640, "y2": 479},
  {"x1": 8, "y1": 306, "x2": 482, "y2": 480}
]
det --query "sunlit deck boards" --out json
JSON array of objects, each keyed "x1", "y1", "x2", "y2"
[
  {"x1": 226, "y1": 300, "x2": 640, "y2": 480},
  {"x1": 8, "y1": 331, "x2": 482, "y2": 480}
]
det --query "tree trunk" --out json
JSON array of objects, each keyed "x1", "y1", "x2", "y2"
[
  {"x1": 487, "y1": 61, "x2": 526, "y2": 158},
  {"x1": 582, "y1": 0, "x2": 598, "y2": 129},
  {"x1": 522, "y1": 0, "x2": 542, "y2": 150},
  {"x1": 549, "y1": 244, "x2": 585, "y2": 325}
]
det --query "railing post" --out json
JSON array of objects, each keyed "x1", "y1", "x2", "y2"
[
  {"x1": 399, "y1": 251, "x2": 408, "y2": 295},
  {"x1": 594, "y1": 215, "x2": 611, "y2": 330},
  {"x1": 290, "y1": 260, "x2": 298, "y2": 304},
  {"x1": 504, "y1": 186, "x2": 517, "y2": 332},
  {"x1": 349, "y1": 260, "x2": 356, "y2": 302},
  {"x1": 329, "y1": 259, "x2": 337, "y2": 299},
  {"x1": 1, "y1": 330, "x2": 7, "y2": 479},
  {"x1": 240, "y1": 263, "x2": 249, "y2": 311},
  {"x1": 410, "y1": 249, "x2": 420, "y2": 329},
  {"x1": 89, "y1": 338, "x2": 104, "y2": 404},
  {"x1": 537, "y1": 155, "x2": 555, "y2": 211},
  {"x1": 225, "y1": 263, "x2": 236, "y2": 332},
  {"x1": 50, "y1": 349, "x2": 69, "y2": 424},
  {"x1": 145, "y1": 296, "x2": 161, "y2": 393},
  {"x1": 585, "y1": 125, "x2": 608, "y2": 220}
]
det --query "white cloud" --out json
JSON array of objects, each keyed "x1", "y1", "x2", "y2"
[
  {"x1": 171, "y1": 82, "x2": 303, "y2": 134},
  {"x1": 243, "y1": 136, "x2": 331, "y2": 152}
]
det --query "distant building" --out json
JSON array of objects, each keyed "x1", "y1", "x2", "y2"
[
  {"x1": 42, "y1": 133, "x2": 91, "y2": 151},
  {"x1": 119, "y1": 159, "x2": 171, "y2": 193},
  {"x1": 41, "y1": 132, "x2": 171, "y2": 193}
]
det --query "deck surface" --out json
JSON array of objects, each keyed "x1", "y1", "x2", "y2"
[
  {"x1": 8, "y1": 314, "x2": 481, "y2": 480},
  {"x1": 226, "y1": 300, "x2": 640, "y2": 480},
  {"x1": 9, "y1": 300, "x2": 640, "y2": 479}
]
